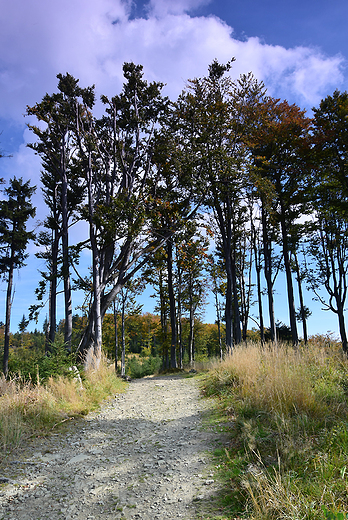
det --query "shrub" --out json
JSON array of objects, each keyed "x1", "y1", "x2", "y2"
[
  {"x1": 126, "y1": 355, "x2": 162, "y2": 379},
  {"x1": 8, "y1": 335, "x2": 77, "y2": 382}
]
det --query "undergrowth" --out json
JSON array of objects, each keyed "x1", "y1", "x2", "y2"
[
  {"x1": 126, "y1": 355, "x2": 162, "y2": 379},
  {"x1": 201, "y1": 339, "x2": 348, "y2": 520}
]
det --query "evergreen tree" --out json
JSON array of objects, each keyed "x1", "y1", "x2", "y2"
[{"x1": 0, "y1": 177, "x2": 35, "y2": 377}]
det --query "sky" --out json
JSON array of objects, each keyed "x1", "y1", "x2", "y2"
[{"x1": 0, "y1": 0, "x2": 347, "y2": 337}]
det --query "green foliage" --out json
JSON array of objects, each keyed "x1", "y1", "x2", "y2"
[
  {"x1": 8, "y1": 335, "x2": 77, "y2": 382},
  {"x1": 324, "y1": 511, "x2": 348, "y2": 520},
  {"x1": 126, "y1": 355, "x2": 162, "y2": 379}
]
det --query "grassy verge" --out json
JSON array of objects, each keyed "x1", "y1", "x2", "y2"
[
  {"x1": 201, "y1": 340, "x2": 348, "y2": 520},
  {"x1": 0, "y1": 355, "x2": 126, "y2": 459}
]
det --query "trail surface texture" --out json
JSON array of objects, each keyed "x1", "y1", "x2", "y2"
[{"x1": 0, "y1": 375, "x2": 221, "y2": 519}]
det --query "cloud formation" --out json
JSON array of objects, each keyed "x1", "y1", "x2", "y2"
[{"x1": 0, "y1": 0, "x2": 344, "y2": 127}]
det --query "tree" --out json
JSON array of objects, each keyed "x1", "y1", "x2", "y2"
[
  {"x1": 207, "y1": 253, "x2": 225, "y2": 359},
  {"x1": 143, "y1": 248, "x2": 170, "y2": 368},
  {"x1": 306, "y1": 91, "x2": 348, "y2": 352},
  {"x1": 116, "y1": 279, "x2": 144, "y2": 376},
  {"x1": 75, "y1": 63, "x2": 175, "y2": 366},
  {"x1": 250, "y1": 97, "x2": 312, "y2": 346},
  {"x1": 176, "y1": 221, "x2": 209, "y2": 366},
  {"x1": 0, "y1": 177, "x2": 35, "y2": 377},
  {"x1": 27, "y1": 74, "x2": 88, "y2": 350},
  {"x1": 176, "y1": 60, "x2": 266, "y2": 351}
]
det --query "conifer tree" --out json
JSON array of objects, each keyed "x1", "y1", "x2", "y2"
[{"x1": 0, "y1": 177, "x2": 35, "y2": 377}]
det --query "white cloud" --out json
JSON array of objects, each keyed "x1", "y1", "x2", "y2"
[{"x1": 0, "y1": 0, "x2": 344, "y2": 125}]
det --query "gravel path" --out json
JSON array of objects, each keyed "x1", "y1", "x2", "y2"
[{"x1": 0, "y1": 375, "x2": 222, "y2": 519}]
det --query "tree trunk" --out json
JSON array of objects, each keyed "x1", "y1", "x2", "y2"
[
  {"x1": 61, "y1": 165, "x2": 72, "y2": 351},
  {"x1": 279, "y1": 204, "x2": 298, "y2": 346},
  {"x1": 121, "y1": 300, "x2": 126, "y2": 376},
  {"x1": 113, "y1": 300, "x2": 119, "y2": 373},
  {"x1": 46, "y1": 226, "x2": 58, "y2": 352},
  {"x1": 262, "y1": 204, "x2": 277, "y2": 343},
  {"x1": 224, "y1": 251, "x2": 234, "y2": 353},
  {"x1": 176, "y1": 256, "x2": 183, "y2": 369},
  {"x1": 293, "y1": 251, "x2": 308, "y2": 344},
  {"x1": 188, "y1": 295, "x2": 195, "y2": 367},
  {"x1": 214, "y1": 290, "x2": 223, "y2": 360},
  {"x1": 166, "y1": 239, "x2": 177, "y2": 369},
  {"x1": 238, "y1": 234, "x2": 252, "y2": 343},
  {"x1": 231, "y1": 249, "x2": 242, "y2": 344},
  {"x1": 251, "y1": 218, "x2": 265, "y2": 344},
  {"x1": 3, "y1": 262, "x2": 14, "y2": 378},
  {"x1": 337, "y1": 299, "x2": 348, "y2": 354}
]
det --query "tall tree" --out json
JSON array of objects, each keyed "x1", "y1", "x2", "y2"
[
  {"x1": 307, "y1": 90, "x2": 348, "y2": 353},
  {"x1": 0, "y1": 177, "x2": 35, "y2": 377},
  {"x1": 27, "y1": 74, "x2": 88, "y2": 350},
  {"x1": 75, "y1": 63, "x2": 175, "y2": 365},
  {"x1": 176, "y1": 60, "x2": 266, "y2": 351},
  {"x1": 250, "y1": 97, "x2": 312, "y2": 346}
]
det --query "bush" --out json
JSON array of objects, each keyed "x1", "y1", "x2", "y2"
[
  {"x1": 126, "y1": 355, "x2": 162, "y2": 378},
  {"x1": 8, "y1": 336, "x2": 77, "y2": 382}
]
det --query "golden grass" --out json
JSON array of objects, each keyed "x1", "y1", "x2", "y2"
[
  {"x1": 0, "y1": 355, "x2": 125, "y2": 456},
  {"x1": 203, "y1": 341, "x2": 348, "y2": 519},
  {"x1": 206, "y1": 342, "x2": 346, "y2": 418}
]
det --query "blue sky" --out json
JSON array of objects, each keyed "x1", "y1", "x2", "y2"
[{"x1": 0, "y1": 0, "x2": 347, "y2": 337}]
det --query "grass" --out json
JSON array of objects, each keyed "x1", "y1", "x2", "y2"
[
  {"x1": 201, "y1": 339, "x2": 348, "y2": 520},
  {"x1": 0, "y1": 354, "x2": 126, "y2": 459}
]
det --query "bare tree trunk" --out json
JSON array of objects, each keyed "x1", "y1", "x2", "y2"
[
  {"x1": 61, "y1": 165, "x2": 72, "y2": 351},
  {"x1": 3, "y1": 262, "x2": 14, "y2": 378},
  {"x1": 166, "y1": 239, "x2": 177, "y2": 369},
  {"x1": 113, "y1": 300, "x2": 119, "y2": 373},
  {"x1": 262, "y1": 204, "x2": 277, "y2": 343},
  {"x1": 293, "y1": 251, "x2": 308, "y2": 344},
  {"x1": 231, "y1": 250, "x2": 242, "y2": 344},
  {"x1": 46, "y1": 227, "x2": 59, "y2": 353},
  {"x1": 279, "y1": 204, "x2": 298, "y2": 346},
  {"x1": 337, "y1": 299, "x2": 348, "y2": 354},
  {"x1": 121, "y1": 300, "x2": 126, "y2": 376},
  {"x1": 188, "y1": 296, "x2": 195, "y2": 368},
  {"x1": 251, "y1": 216, "x2": 265, "y2": 344},
  {"x1": 177, "y1": 262, "x2": 183, "y2": 369},
  {"x1": 214, "y1": 291, "x2": 223, "y2": 360}
]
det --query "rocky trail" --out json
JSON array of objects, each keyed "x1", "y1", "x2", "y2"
[{"x1": 0, "y1": 375, "x2": 223, "y2": 520}]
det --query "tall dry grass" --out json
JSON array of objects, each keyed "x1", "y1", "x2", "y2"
[
  {"x1": 0, "y1": 355, "x2": 125, "y2": 458},
  {"x1": 203, "y1": 340, "x2": 348, "y2": 519}
]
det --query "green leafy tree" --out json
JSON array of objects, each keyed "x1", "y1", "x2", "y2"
[
  {"x1": 0, "y1": 177, "x2": 36, "y2": 377},
  {"x1": 175, "y1": 60, "x2": 265, "y2": 351},
  {"x1": 75, "y1": 63, "x2": 173, "y2": 366},
  {"x1": 306, "y1": 91, "x2": 348, "y2": 352},
  {"x1": 250, "y1": 97, "x2": 312, "y2": 345}
]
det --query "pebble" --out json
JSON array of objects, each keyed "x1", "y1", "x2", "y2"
[{"x1": 0, "y1": 375, "x2": 221, "y2": 519}]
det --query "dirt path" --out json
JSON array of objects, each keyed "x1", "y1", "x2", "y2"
[{"x1": 0, "y1": 375, "x2": 222, "y2": 519}]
